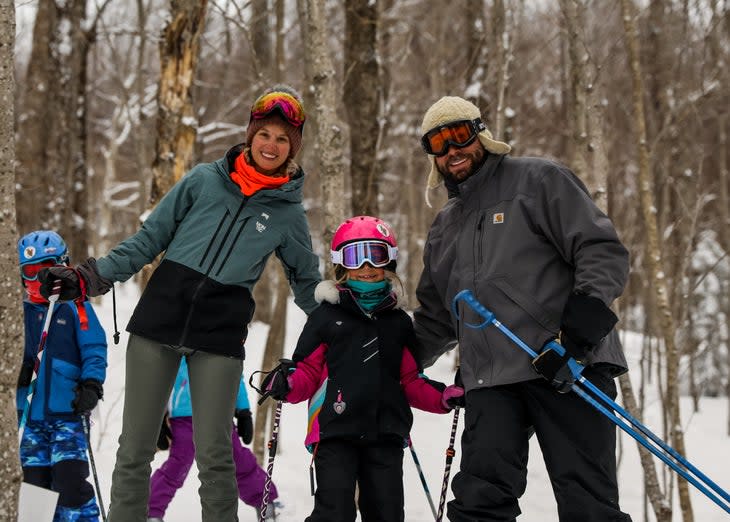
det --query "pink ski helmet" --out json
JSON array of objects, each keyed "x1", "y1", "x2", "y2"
[{"x1": 331, "y1": 216, "x2": 398, "y2": 271}]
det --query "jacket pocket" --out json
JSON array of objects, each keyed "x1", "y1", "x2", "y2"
[
  {"x1": 491, "y1": 276, "x2": 560, "y2": 334},
  {"x1": 48, "y1": 358, "x2": 80, "y2": 414}
]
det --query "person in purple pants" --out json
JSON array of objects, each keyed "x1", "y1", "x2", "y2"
[{"x1": 147, "y1": 358, "x2": 279, "y2": 521}]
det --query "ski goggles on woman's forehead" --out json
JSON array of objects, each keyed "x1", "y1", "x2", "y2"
[
  {"x1": 250, "y1": 91, "x2": 306, "y2": 127},
  {"x1": 421, "y1": 118, "x2": 486, "y2": 156},
  {"x1": 20, "y1": 258, "x2": 62, "y2": 281},
  {"x1": 331, "y1": 241, "x2": 398, "y2": 270}
]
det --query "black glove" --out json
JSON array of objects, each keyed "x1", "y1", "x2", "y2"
[
  {"x1": 532, "y1": 345, "x2": 576, "y2": 393},
  {"x1": 560, "y1": 292, "x2": 618, "y2": 360},
  {"x1": 235, "y1": 408, "x2": 253, "y2": 445},
  {"x1": 17, "y1": 362, "x2": 34, "y2": 388},
  {"x1": 72, "y1": 379, "x2": 104, "y2": 414},
  {"x1": 258, "y1": 359, "x2": 295, "y2": 404},
  {"x1": 157, "y1": 411, "x2": 173, "y2": 451},
  {"x1": 39, "y1": 257, "x2": 113, "y2": 301}
]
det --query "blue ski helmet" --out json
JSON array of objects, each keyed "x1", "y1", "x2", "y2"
[{"x1": 18, "y1": 230, "x2": 69, "y2": 266}]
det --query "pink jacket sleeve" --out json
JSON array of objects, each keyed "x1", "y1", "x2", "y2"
[
  {"x1": 285, "y1": 343, "x2": 328, "y2": 404},
  {"x1": 401, "y1": 348, "x2": 449, "y2": 414}
]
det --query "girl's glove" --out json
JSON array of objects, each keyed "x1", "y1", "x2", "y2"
[
  {"x1": 257, "y1": 359, "x2": 295, "y2": 404},
  {"x1": 441, "y1": 385, "x2": 465, "y2": 410},
  {"x1": 235, "y1": 409, "x2": 253, "y2": 444}
]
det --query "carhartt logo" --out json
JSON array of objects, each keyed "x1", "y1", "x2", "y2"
[
  {"x1": 492, "y1": 213, "x2": 504, "y2": 224},
  {"x1": 336, "y1": 321, "x2": 342, "y2": 326},
  {"x1": 261, "y1": 212, "x2": 270, "y2": 220},
  {"x1": 256, "y1": 221, "x2": 266, "y2": 233}
]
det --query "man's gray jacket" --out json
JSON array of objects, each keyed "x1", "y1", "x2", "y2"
[{"x1": 413, "y1": 153, "x2": 630, "y2": 391}]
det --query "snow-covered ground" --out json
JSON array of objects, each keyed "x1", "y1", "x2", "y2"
[{"x1": 86, "y1": 281, "x2": 729, "y2": 521}]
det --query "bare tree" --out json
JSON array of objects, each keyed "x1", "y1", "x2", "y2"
[
  {"x1": 621, "y1": 0, "x2": 693, "y2": 519},
  {"x1": 0, "y1": 1, "x2": 23, "y2": 517},
  {"x1": 140, "y1": 0, "x2": 207, "y2": 286},
  {"x1": 344, "y1": 0, "x2": 380, "y2": 216},
  {"x1": 149, "y1": 0, "x2": 208, "y2": 205},
  {"x1": 301, "y1": 0, "x2": 346, "y2": 280}
]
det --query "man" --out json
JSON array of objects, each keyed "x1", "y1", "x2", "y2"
[{"x1": 413, "y1": 96, "x2": 632, "y2": 522}]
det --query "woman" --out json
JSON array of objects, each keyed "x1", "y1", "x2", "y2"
[{"x1": 40, "y1": 84, "x2": 321, "y2": 522}]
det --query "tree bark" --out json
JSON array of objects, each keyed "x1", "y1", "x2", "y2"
[
  {"x1": 15, "y1": 0, "x2": 91, "y2": 258},
  {"x1": 344, "y1": 0, "x2": 380, "y2": 216},
  {"x1": 142, "y1": 0, "x2": 207, "y2": 287},
  {"x1": 620, "y1": 1, "x2": 693, "y2": 520},
  {"x1": 301, "y1": 0, "x2": 346, "y2": 279},
  {"x1": 0, "y1": 1, "x2": 23, "y2": 517}
]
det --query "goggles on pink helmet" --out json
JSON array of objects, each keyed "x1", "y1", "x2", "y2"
[{"x1": 331, "y1": 216, "x2": 398, "y2": 270}]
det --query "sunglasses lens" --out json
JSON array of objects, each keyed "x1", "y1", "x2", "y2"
[
  {"x1": 423, "y1": 120, "x2": 477, "y2": 156},
  {"x1": 340, "y1": 241, "x2": 392, "y2": 269},
  {"x1": 21, "y1": 259, "x2": 57, "y2": 280},
  {"x1": 251, "y1": 92, "x2": 306, "y2": 127}
]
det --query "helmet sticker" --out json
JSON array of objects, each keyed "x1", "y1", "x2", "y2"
[
  {"x1": 376, "y1": 223, "x2": 390, "y2": 237},
  {"x1": 23, "y1": 246, "x2": 36, "y2": 260}
]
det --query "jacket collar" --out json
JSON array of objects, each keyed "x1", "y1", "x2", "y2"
[{"x1": 314, "y1": 280, "x2": 405, "y2": 312}]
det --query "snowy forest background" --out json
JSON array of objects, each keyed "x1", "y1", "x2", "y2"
[{"x1": 0, "y1": 0, "x2": 728, "y2": 521}]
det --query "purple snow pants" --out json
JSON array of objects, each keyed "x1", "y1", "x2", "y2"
[{"x1": 148, "y1": 417, "x2": 278, "y2": 518}]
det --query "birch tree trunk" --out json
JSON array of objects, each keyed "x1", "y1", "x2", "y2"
[
  {"x1": 491, "y1": 0, "x2": 512, "y2": 141},
  {"x1": 344, "y1": 0, "x2": 380, "y2": 216},
  {"x1": 620, "y1": 1, "x2": 693, "y2": 520},
  {"x1": 0, "y1": 2, "x2": 23, "y2": 517},
  {"x1": 301, "y1": 0, "x2": 346, "y2": 279}
]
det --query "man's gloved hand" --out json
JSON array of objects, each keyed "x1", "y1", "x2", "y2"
[
  {"x1": 560, "y1": 292, "x2": 618, "y2": 361},
  {"x1": 157, "y1": 412, "x2": 172, "y2": 451},
  {"x1": 17, "y1": 362, "x2": 34, "y2": 388},
  {"x1": 441, "y1": 385, "x2": 466, "y2": 410},
  {"x1": 235, "y1": 409, "x2": 254, "y2": 444},
  {"x1": 532, "y1": 346, "x2": 577, "y2": 393},
  {"x1": 72, "y1": 379, "x2": 104, "y2": 414},
  {"x1": 258, "y1": 359, "x2": 295, "y2": 404},
  {"x1": 39, "y1": 258, "x2": 113, "y2": 301},
  {"x1": 534, "y1": 292, "x2": 619, "y2": 393}
]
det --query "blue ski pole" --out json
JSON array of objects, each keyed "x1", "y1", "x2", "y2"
[
  {"x1": 451, "y1": 289, "x2": 730, "y2": 515},
  {"x1": 18, "y1": 281, "x2": 61, "y2": 441}
]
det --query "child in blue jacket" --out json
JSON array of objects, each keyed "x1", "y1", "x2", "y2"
[
  {"x1": 147, "y1": 358, "x2": 280, "y2": 521},
  {"x1": 17, "y1": 230, "x2": 107, "y2": 522}
]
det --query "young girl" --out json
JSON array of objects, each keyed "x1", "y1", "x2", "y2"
[{"x1": 261, "y1": 215, "x2": 464, "y2": 522}]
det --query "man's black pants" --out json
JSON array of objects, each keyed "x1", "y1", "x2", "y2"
[{"x1": 447, "y1": 368, "x2": 633, "y2": 522}]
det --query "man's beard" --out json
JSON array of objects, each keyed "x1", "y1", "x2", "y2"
[{"x1": 436, "y1": 147, "x2": 486, "y2": 184}]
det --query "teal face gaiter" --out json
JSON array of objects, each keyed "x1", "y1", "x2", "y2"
[{"x1": 345, "y1": 279, "x2": 391, "y2": 311}]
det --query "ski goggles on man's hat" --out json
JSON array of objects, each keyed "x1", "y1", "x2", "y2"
[
  {"x1": 421, "y1": 117, "x2": 486, "y2": 156},
  {"x1": 250, "y1": 91, "x2": 306, "y2": 127},
  {"x1": 331, "y1": 240, "x2": 398, "y2": 270},
  {"x1": 20, "y1": 258, "x2": 61, "y2": 281}
]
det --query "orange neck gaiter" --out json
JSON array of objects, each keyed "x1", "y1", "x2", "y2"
[{"x1": 231, "y1": 152, "x2": 290, "y2": 197}]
